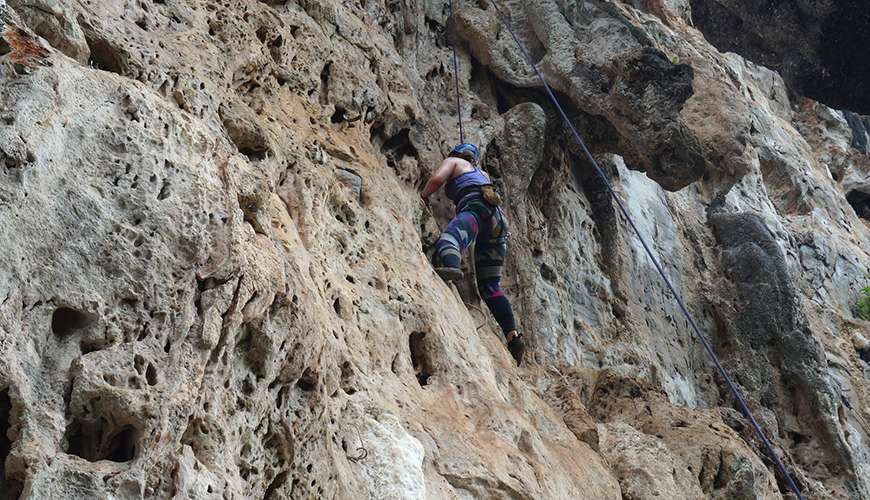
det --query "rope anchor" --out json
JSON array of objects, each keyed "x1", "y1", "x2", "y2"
[{"x1": 346, "y1": 423, "x2": 369, "y2": 463}]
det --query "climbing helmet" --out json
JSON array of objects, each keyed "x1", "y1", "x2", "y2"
[{"x1": 450, "y1": 143, "x2": 481, "y2": 164}]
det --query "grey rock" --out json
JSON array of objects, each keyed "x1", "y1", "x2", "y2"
[
  {"x1": 335, "y1": 167, "x2": 362, "y2": 200},
  {"x1": 842, "y1": 111, "x2": 869, "y2": 154}
]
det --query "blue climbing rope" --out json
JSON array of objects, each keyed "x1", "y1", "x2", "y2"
[
  {"x1": 484, "y1": 1, "x2": 805, "y2": 498},
  {"x1": 448, "y1": 0, "x2": 465, "y2": 144}
]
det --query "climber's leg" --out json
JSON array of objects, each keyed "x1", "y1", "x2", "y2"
[
  {"x1": 475, "y1": 239, "x2": 517, "y2": 337},
  {"x1": 475, "y1": 209, "x2": 524, "y2": 365},
  {"x1": 433, "y1": 209, "x2": 480, "y2": 281}
]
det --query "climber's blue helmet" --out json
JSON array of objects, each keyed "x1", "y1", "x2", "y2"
[{"x1": 449, "y1": 143, "x2": 481, "y2": 165}]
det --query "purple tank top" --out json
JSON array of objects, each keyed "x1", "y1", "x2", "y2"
[{"x1": 445, "y1": 168, "x2": 491, "y2": 204}]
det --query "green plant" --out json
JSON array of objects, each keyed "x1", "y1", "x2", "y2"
[{"x1": 857, "y1": 286, "x2": 870, "y2": 321}]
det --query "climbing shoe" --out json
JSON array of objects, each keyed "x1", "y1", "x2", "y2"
[
  {"x1": 507, "y1": 334, "x2": 525, "y2": 366},
  {"x1": 434, "y1": 266, "x2": 463, "y2": 282}
]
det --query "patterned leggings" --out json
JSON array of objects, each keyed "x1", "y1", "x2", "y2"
[{"x1": 434, "y1": 198, "x2": 517, "y2": 336}]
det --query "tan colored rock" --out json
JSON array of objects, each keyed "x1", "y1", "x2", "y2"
[
  {"x1": 589, "y1": 371, "x2": 783, "y2": 499},
  {"x1": 0, "y1": 1, "x2": 868, "y2": 499},
  {"x1": 599, "y1": 422, "x2": 706, "y2": 500}
]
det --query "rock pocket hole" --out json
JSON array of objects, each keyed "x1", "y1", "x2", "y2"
[
  {"x1": 297, "y1": 369, "x2": 317, "y2": 392},
  {"x1": 220, "y1": 110, "x2": 271, "y2": 161},
  {"x1": 380, "y1": 128, "x2": 417, "y2": 168},
  {"x1": 105, "y1": 426, "x2": 136, "y2": 462},
  {"x1": 331, "y1": 107, "x2": 347, "y2": 123},
  {"x1": 145, "y1": 363, "x2": 158, "y2": 386},
  {"x1": 263, "y1": 471, "x2": 289, "y2": 500},
  {"x1": 847, "y1": 190, "x2": 870, "y2": 222},
  {"x1": 52, "y1": 307, "x2": 94, "y2": 336},
  {"x1": 340, "y1": 361, "x2": 357, "y2": 395},
  {"x1": 134, "y1": 354, "x2": 146, "y2": 374},
  {"x1": 319, "y1": 62, "x2": 332, "y2": 106},
  {"x1": 408, "y1": 332, "x2": 433, "y2": 386},
  {"x1": 238, "y1": 145, "x2": 268, "y2": 162},
  {"x1": 391, "y1": 353, "x2": 400, "y2": 375},
  {"x1": 65, "y1": 417, "x2": 138, "y2": 463},
  {"x1": 84, "y1": 35, "x2": 124, "y2": 74}
]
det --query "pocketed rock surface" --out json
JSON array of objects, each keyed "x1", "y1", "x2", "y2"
[{"x1": 0, "y1": 1, "x2": 868, "y2": 499}]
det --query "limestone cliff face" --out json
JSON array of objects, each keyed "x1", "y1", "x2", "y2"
[{"x1": 0, "y1": 1, "x2": 868, "y2": 499}]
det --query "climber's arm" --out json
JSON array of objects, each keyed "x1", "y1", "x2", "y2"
[{"x1": 420, "y1": 158, "x2": 457, "y2": 201}]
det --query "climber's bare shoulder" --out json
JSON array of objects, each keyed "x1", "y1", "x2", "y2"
[{"x1": 447, "y1": 157, "x2": 475, "y2": 179}]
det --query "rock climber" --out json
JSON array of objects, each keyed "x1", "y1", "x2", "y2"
[{"x1": 420, "y1": 143, "x2": 525, "y2": 365}]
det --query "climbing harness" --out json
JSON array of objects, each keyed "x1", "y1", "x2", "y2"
[
  {"x1": 448, "y1": 0, "x2": 465, "y2": 143},
  {"x1": 471, "y1": 1, "x2": 805, "y2": 497}
]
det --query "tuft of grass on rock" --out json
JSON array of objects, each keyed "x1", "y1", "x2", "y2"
[{"x1": 856, "y1": 286, "x2": 870, "y2": 321}]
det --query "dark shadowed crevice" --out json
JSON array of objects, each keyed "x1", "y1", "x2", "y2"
[
  {"x1": 408, "y1": 332, "x2": 433, "y2": 387},
  {"x1": 267, "y1": 34, "x2": 284, "y2": 64},
  {"x1": 495, "y1": 85, "x2": 511, "y2": 115},
  {"x1": 375, "y1": 128, "x2": 418, "y2": 168},
  {"x1": 468, "y1": 57, "x2": 494, "y2": 108},
  {"x1": 0, "y1": 389, "x2": 10, "y2": 463},
  {"x1": 340, "y1": 361, "x2": 358, "y2": 395},
  {"x1": 492, "y1": 78, "x2": 535, "y2": 117},
  {"x1": 264, "y1": 471, "x2": 289, "y2": 500},
  {"x1": 296, "y1": 369, "x2": 318, "y2": 392},
  {"x1": 331, "y1": 107, "x2": 347, "y2": 123},
  {"x1": 0, "y1": 387, "x2": 23, "y2": 499},
  {"x1": 809, "y1": 4, "x2": 870, "y2": 114},
  {"x1": 238, "y1": 146, "x2": 267, "y2": 161},
  {"x1": 573, "y1": 153, "x2": 621, "y2": 269},
  {"x1": 691, "y1": 0, "x2": 870, "y2": 114},
  {"x1": 227, "y1": 133, "x2": 269, "y2": 161},
  {"x1": 51, "y1": 307, "x2": 94, "y2": 337},
  {"x1": 220, "y1": 110, "x2": 271, "y2": 161},
  {"x1": 382, "y1": 128, "x2": 414, "y2": 156},
  {"x1": 65, "y1": 415, "x2": 138, "y2": 463},
  {"x1": 105, "y1": 426, "x2": 137, "y2": 462},
  {"x1": 368, "y1": 124, "x2": 385, "y2": 148},
  {"x1": 841, "y1": 111, "x2": 870, "y2": 154},
  {"x1": 846, "y1": 190, "x2": 870, "y2": 222},
  {"x1": 497, "y1": 71, "x2": 623, "y2": 156},
  {"x1": 83, "y1": 34, "x2": 124, "y2": 74},
  {"x1": 145, "y1": 363, "x2": 158, "y2": 386},
  {"x1": 319, "y1": 62, "x2": 332, "y2": 107}
]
